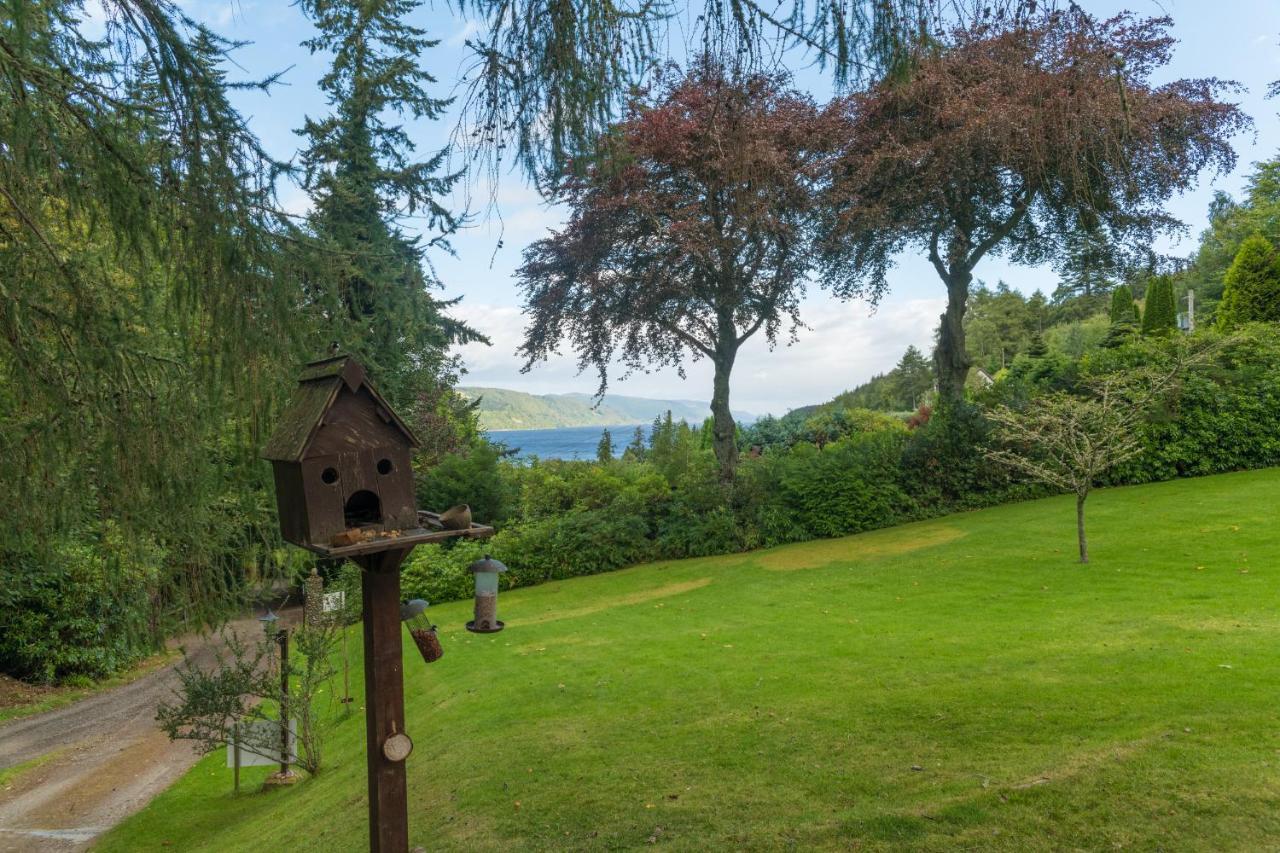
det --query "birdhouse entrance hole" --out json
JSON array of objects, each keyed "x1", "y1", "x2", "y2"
[{"x1": 344, "y1": 490, "x2": 383, "y2": 527}]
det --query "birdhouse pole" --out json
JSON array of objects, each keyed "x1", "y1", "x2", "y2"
[
  {"x1": 354, "y1": 548, "x2": 412, "y2": 853},
  {"x1": 263, "y1": 355, "x2": 495, "y2": 853}
]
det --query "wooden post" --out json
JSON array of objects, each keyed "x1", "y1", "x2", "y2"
[
  {"x1": 278, "y1": 628, "x2": 291, "y2": 777},
  {"x1": 355, "y1": 547, "x2": 413, "y2": 853}
]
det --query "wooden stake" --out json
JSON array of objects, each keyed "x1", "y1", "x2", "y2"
[
  {"x1": 278, "y1": 628, "x2": 291, "y2": 777},
  {"x1": 233, "y1": 722, "x2": 241, "y2": 795}
]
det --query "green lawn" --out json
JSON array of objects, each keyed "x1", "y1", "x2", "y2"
[{"x1": 99, "y1": 469, "x2": 1280, "y2": 851}]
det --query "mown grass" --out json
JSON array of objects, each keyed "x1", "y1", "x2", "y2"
[{"x1": 99, "y1": 469, "x2": 1280, "y2": 851}]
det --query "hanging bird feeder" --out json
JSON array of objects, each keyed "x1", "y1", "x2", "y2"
[
  {"x1": 466, "y1": 555, "x2": 508, "y2": 633},
  {"x1": 400, "y1": 598, "x2": 443, "y2": 663}
]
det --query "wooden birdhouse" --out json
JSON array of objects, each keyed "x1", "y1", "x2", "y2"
[{"x1": 263, "y1": 355, "x2": 419, "y2": 549}]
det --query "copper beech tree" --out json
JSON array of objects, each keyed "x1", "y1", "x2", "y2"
[
  {"x1": 517, "y1": 63, "x2": 838, "y2": 479},
  {"x1": 822, "y1": 9, "x2": 1247, "y2": 401}
]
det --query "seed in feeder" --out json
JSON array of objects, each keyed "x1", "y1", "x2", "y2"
[{"x1": 410, "y1": 627, "x2": 444, "y2": 663}]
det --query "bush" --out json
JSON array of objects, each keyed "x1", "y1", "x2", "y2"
[
  {"x1": 0, "y1": 530, "x2": 158, "y2": 683},
  {"x1": 400, "y1": 329, "x2": 1280, "y2": 611},
  {"x1": 1218, "y1": 234, "x2": 1280, "y2": 329},
  {"x1": 761, "y1": 431, "x2": 912, "y2": 542},
  {"x1": 401, "y1": 538, "x2": 490, "y2": 605},
  {"x1": 416, "y1": 441, "x2": 514, "y2": 524}
]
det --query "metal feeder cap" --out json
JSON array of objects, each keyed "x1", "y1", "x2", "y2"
[
  {"x1": 467, "y1": 555, "x2": 509, "y2": 574},
  {"x1": 399, "y1": 599, "x2": 429, "y2": 621}
]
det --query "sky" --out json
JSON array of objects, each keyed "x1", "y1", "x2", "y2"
[{"x1": 175, "y1": 0, "x2": 1279, "y2": 416}]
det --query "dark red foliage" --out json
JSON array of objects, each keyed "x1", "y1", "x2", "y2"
[
  {"x1": 907, "y1": 404, "x2": 932, "y2": 430},
  {"x1": 822, "y1": 9, "x2": 1249, "y2": 399},
  {"x1": 517, "y1": 59, "x2": 842, "y2": 477}
]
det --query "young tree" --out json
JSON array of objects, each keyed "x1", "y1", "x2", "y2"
[
  {"x1": 1217, "y1": 234, "x2": 1280, "y2": 329},
  {"x1": 986, "y1": 382, "x2": 1142, "y2": 564},
  {"x1": 517, "y1": 62, "x2": 838, "y2": 479},
  {"x1": 822, "y1": 9, "x2": 1246, "y2": 402},
  {"x1": 157, "y1": 625, "x2": 336, "y2": 779},
  {"x1": 1109, "y1": 285, "x2": 1140, "y2": 325},
  {"x1": 891, "y1": 346, "x2": 934, "y2": 410},
  {"x1": 295, "y1": 0, "x2": 484, "y2": 409},
  {"x1": 596, "y1": 428, "x2": 615, "y2": 463},
  {"x1": 986, "y1": 340, "x2": 1214, "y2": 562},
  {"x1": 1141, "y1": 275, "x2": 1178, "y2": 336}
]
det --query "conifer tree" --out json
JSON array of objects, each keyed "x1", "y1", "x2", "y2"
[
  {"x1": 1103, "y1": 284, "x2": 1141, "y2": 347},
  {"x1": 1217, "y1": 234, "x2": 1280, "y2": 329},
  {"x1": 296, "y1": 0, "x2": 484, "y2": 409},
  {"x1": 596, "y1": 429, "x2": 615, "y2": 463},
  {"x1": 891, "y1": 345, "x2": 934, "y2": 409},
  {"x1": 623, "y1": 426, "x2": 647, "y2": 462},
  {"x1": 1141, "y1": 276, "x2": 1178, "y2": 336},
  {"x1": 1109, "y1": 285, "x2": 1140, "y2": 325}
]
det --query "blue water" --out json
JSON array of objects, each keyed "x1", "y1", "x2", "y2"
[{"x1": 485, "y1": 424, "x2": 645, "y2": 460}]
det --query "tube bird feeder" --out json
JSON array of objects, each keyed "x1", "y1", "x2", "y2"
[{"x1": 466, "y1": 555, "x2": 508, "y2": 633}]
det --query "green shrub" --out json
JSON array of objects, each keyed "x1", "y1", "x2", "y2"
[
  {"x1": 1217, "y1": 234, "x2": 1280, "y2": 329},
  {"x1": 401, "y1": 538, "x2": 490, "y2": 605},
  {"x1": 1109, "y1": 284, "x2": 1140, "y2": 325},
  {"x1": 0, "y1": 531, "x2": 158, "y2": 683},
  {"x1": 762, "y1": 431, "x2": 912, "y2": 543},
  {"x1": 1141, "y1": 275, "x2": 1178, "y2": 336},
  {"x1": 416, "y1": 441, "x2": 514, "y2": 524}
]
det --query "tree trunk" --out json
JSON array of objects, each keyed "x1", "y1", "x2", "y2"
[
  {"x1": 710, "y1": 350, "x2": 739, "y2": 482},
  {"x1": 1076, "y1": 492, "x2": 1089, "y2": 564},
  {"x1": 935, "y1": 269, "x2": 973, "y2": 403}
]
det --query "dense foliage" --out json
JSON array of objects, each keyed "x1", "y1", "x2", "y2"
[
  {"x1": 402, "y1": 326, "x2": 1280, "y2": 607},
  {"x1": 820, "y1": 8, "x2": 1246, "y2": 400},
  {"x1": 1217, "y1": 234, "x2": 1280, "y2": 329},
  {"x1": 0, "y1": 0, "x2": 483, "y2": 682}
]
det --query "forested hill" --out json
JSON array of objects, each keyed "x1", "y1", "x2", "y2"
[{"x1": 459, "y1": 387, "x2": 754, "y2": 430}]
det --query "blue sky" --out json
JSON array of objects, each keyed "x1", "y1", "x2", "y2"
[{"x1": 179, "y1": 0, "x2": 1279, "y2": 415}]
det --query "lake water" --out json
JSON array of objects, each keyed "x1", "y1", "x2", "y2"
[{"x1": 484, "y1": 424, "x2": 645, "y2": 460}]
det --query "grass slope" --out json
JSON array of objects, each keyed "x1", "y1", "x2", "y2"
[{"x1": 100, "y1": 469, "x2": 1280, "y2": 851}]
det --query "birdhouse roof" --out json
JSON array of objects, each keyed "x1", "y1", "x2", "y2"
[{"x1": 262, "y1": 355, "x2": 420, "y2": 462}]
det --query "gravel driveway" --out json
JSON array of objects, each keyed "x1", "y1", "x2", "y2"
[{"x1": 0, "y1": 611, "x2": 296, "y2": 852}]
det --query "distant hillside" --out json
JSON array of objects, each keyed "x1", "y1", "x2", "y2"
[{"x1": 459, "y1": 387, "x2": 753, "y2": 431}]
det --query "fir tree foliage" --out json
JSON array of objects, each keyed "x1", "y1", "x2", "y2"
[
  {"x1": 1217, "y1": 234, "x2": 1280, "y2": 329},
  {"x1": 1109, "y1": 285, "x2": 1140, "y2": 325},
  {"x1": 596, "y1": 428, "x2": 615, "y2": 463},
  {"x1": 1141, "y1": 275, "x2": 1178, "y2": 336},
  {"x1": 296, "y1": 0, "x2": 485, "y2": 409},
  {"x1": 0, "y1": 0, "x2": 302, "y2": 644}
]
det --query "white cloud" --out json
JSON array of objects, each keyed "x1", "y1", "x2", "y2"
[{"x1": 447, "y1": 19, "x2": 483, "y2": 47}]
